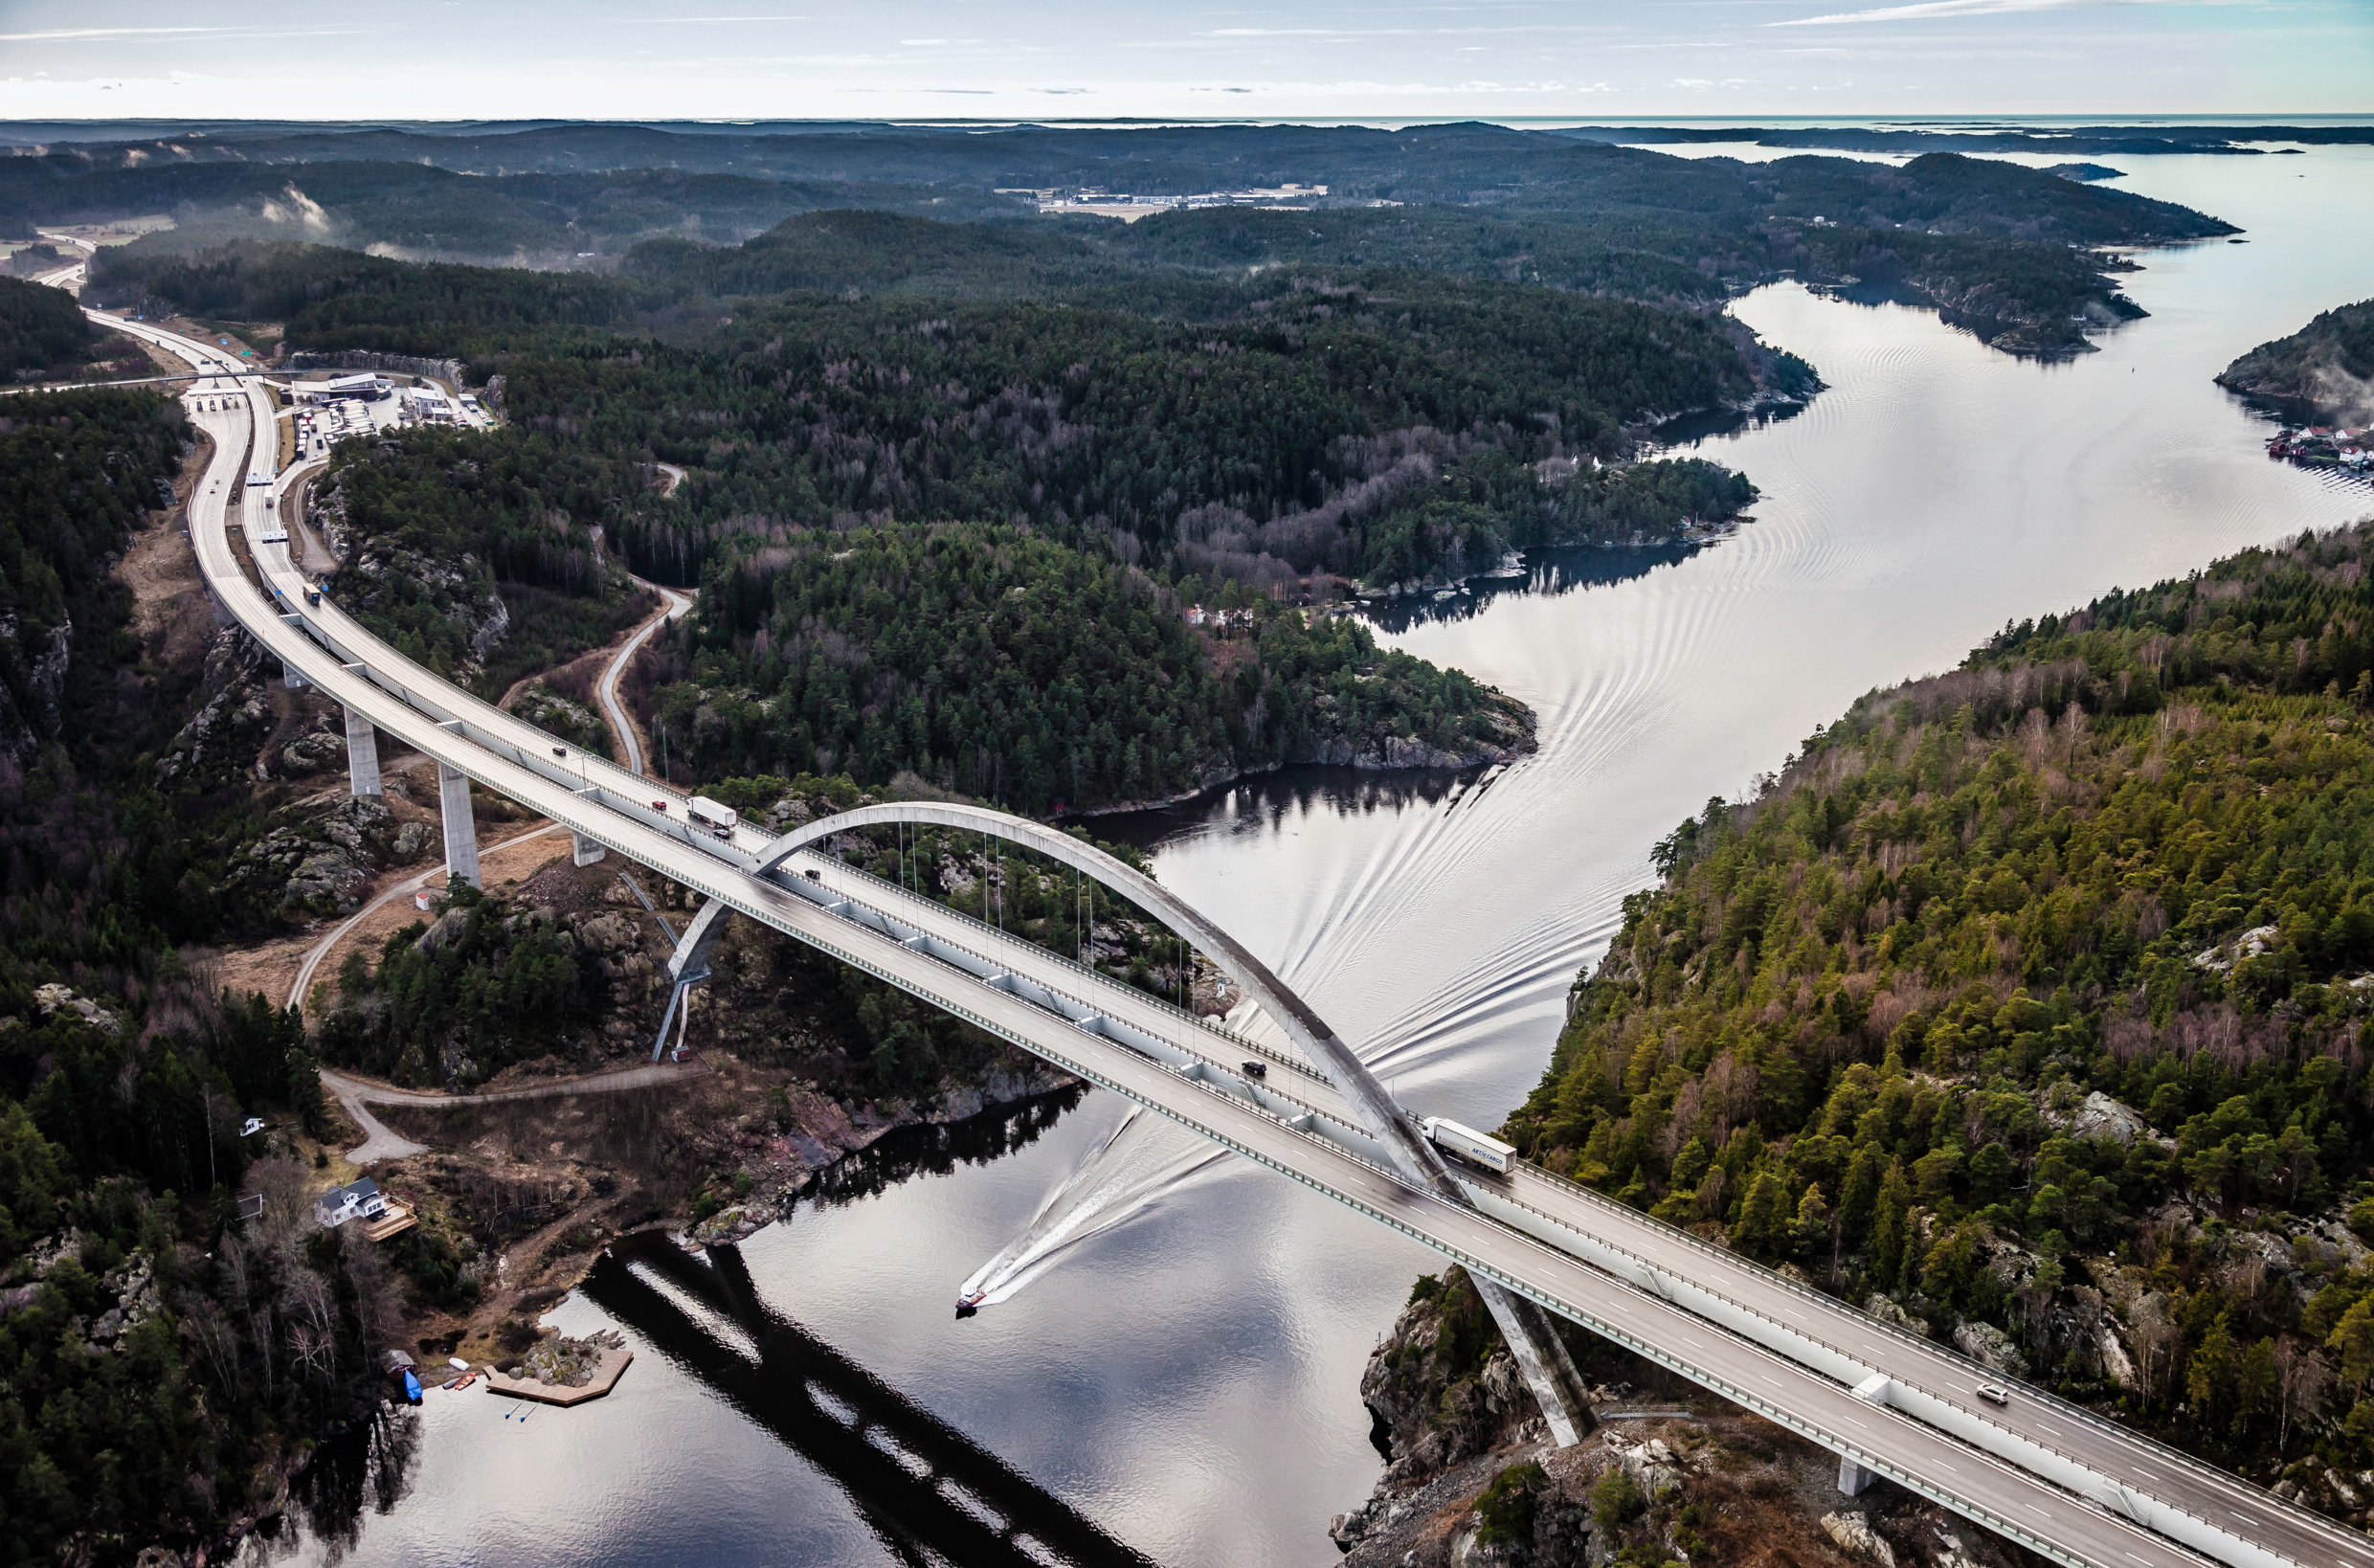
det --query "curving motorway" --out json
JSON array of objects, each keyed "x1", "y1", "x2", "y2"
[{"x1": 80, "y1": 300, "x2": 2370, "y2": 1568}]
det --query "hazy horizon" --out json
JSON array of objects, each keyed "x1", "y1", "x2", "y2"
[{"x1": 3, "y1": 0, "x2": 2368, "y2": 125}]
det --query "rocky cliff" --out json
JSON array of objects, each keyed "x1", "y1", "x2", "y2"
[{"x1": 1333, "y1": 1267, "x2": 2041, "y2": 1568}]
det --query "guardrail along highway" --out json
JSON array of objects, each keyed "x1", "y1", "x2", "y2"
[{"x1": 84, "y1": 301, "x2": 2373, "y2": 1568}]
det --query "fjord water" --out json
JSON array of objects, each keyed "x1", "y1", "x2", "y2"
[{"x1": 283, "y1": 147, "x2": 2374, "y2": 1567}]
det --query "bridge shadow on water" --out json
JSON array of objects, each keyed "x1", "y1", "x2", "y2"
[{"x1": 581, "y1": 1228, "x2": 1156, "y2": 1568}]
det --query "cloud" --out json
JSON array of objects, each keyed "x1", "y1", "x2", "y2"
[
  {"x1": 1771, "y1": 0, "x2": 2166, "y2": 24},
  {"x1": 1, "y1": 23, "x2": 375, "y2": 44},
  {"x1": 0, "y1": 26, "x2": 235, "y2": 41}
]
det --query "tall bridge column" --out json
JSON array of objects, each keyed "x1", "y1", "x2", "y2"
[
  {"x1": 1476, "y1": 1289, "x2": 1594, "y2": 1447},
  {"x1": 571, "y1": 833, "x2": 606, "y2": 866},
  {"x1": 437, "y1": 761, "x2": 480, "y2": 889},
  {"x1": 343, "y1": 707, "x2": 382, "y2": 796}
]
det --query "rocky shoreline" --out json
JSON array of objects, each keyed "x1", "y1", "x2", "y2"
[{"x1": 1333, "y1": 1268, "x2": 2037, "y2": 1568}]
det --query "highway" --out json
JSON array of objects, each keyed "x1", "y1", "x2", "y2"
[{"x1": 82, "y1": 300, "x2": 2367, "y2": 1568}]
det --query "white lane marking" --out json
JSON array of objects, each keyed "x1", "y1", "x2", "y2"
[{"x1": 2037, "y1": 1422, "x2": 2061, "y2": 1436}]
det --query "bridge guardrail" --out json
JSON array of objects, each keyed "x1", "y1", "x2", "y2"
[
  {"x1": 1460, "y1": 1173, "x2": 2269, "y2": 1562},
  {"x1": 1498, "y1": 1151, "x2": 2339, "y2": 1556},
  {"x1": 796, "y1": 866, "x2": 1377, "y2": 1145},
  {"x1": 815, "y1": 851, "x2": 1327, "y2": 1084}
]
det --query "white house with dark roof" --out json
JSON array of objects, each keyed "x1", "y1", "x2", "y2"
[{"x1": 314, "y1": 1177, "x2": 388, "y2": 1229}]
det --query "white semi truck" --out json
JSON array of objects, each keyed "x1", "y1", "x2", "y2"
[
  {"x1": 685, "y1": 795, "x2": 738, "y2": 841},
  {"x1": 1422, "y1": 1116, "x2": 1515, "y2": 1175}
]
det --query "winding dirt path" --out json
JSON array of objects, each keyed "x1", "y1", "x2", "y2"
[
  {"x1": 320, "y1": 1060, "x2": 709, "y2": 1167},
  {"x1": 283, "y1": 821, "x2": 571, "y2": 1016}
]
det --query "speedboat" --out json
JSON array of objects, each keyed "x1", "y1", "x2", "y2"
[{"x1": 955, "y1": 1289, "x2": 987, "y2": 1318}]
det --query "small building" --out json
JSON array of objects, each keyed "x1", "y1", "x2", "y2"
[
  {"x1": 302, "y1": 372, "x2": 389, "y2": 404},
  {"x1": 315, "y1": 1176, "x2": 389, "y2": 1229}
]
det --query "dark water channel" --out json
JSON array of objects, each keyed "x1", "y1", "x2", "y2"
[{"x1": 274, "y1": 145, "x2": 2374, "y2": 1567}]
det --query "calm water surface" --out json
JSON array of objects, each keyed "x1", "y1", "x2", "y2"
[{"x1": 280, "y1": 146, "x2": 2374, "y2": 1568}]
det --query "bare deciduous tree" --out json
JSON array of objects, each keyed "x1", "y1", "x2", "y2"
[
  {"x1": 2274, "y1": 1336, "x2": 2333, "y2": 1453},
  {"x1": 2130, "y1": 1310, "x2": 2183, "y2": 1408},
  {"x1": 182, "y1": 1296, "x2": 242, "y2": 1393}
]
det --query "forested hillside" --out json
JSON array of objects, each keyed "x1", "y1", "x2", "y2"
[
  {"x1": 642, "y1": 525, "x2": 1534, "y2": 812},
  {"x1": 66, "y1": 122, "x2": 2234, "y2": 356},
  {"x1": 311, "y1": 428, "x2": 653, "y2": 693},
  {"x1": 1506, "y1": 521, "x2": 2374, "y2": 1516},
  {"x1": 0, "y1": 159, "x2": 1028, "y2": 267},
  {"x1": 0, "y1": 276, "x2": 145, "y2": 384},
  {"x1": 541, "y1": 270, "x2": 1788, "y2": 588},
  {"x1": 212, "y1": 222, "x2": 1791, "y2": 600},
  {"x1": 0, "y1": 389, "x2": 406, "y2": 1567},
  {"x1": 2219, "y1": 297, "x2": 2374, "y2": 425}
]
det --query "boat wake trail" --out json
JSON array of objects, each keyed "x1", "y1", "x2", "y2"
[{"x1": 957, "y1": 1108, "x2": 1228, "y2": 1310}]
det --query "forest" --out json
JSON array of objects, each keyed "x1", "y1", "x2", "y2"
[
  {"x1": 71, "y1": 124, "x2": 2231, "y2": 358},
  {"x1": 312, "y1": 427, "x2": 654, "y2": 693},
  {"x1": 638, "y1": 523, "x2": 1534, "y2": 813},
  {"x1": 199, "y1": 220, "x2": 1792, "y2": 599},
  {"x1": 0, "y1": 389, "x2": 403, "y2": 1567},
  {"x1": 0, "y1": 277, "x2": 92, "y2": 379},
  {"x1": 1504, "y1": 521, "x2": 2374, "y2": 1508},
  {"x1": 540, "y1": 266, "x2": 1790, "y2": 589},
  {"x1": 0, "y1": 277, "x2": 145, "y2": 384}
]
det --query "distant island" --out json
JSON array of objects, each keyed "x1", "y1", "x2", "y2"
[{"x1": 2218, "y1": 296, "x2": 2374, "y2": 426}]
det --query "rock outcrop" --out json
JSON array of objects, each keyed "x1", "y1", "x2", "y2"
[
  {"x1": 225, "y1": 795, "x2": 427, "y2": 917},
  {"x1": 0, "y1": 612, "x2": 73, "y2": 766},
  {"x1": 158, "y1": 627, "x2": 274, "y2": 786}
]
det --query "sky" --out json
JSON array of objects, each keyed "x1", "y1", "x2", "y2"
[{"x1": 0, "y1": 0, "x2": 2368, "y2": 123}]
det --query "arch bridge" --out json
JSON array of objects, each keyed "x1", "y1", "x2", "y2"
[{"x1": 103, "y1": 301, "x2": 2363, "y2": 1568}]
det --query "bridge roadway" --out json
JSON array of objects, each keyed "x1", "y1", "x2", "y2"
[{"x1": 93, "y1": 303, "x2": 2370, "y2": 1568}]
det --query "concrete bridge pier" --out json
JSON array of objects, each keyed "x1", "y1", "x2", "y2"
[
  {"x1": 279, "y1": 614, "x2": 308, "y2": 688},
  {"x1": 343, "y1": 706, "x2": 382, "y2": 796},
  {"x1": 652, "y1": 898, "x2": 731, "y2": 1062},
  {"x1": 571, "y1": 833, "x2": 606, "y2": 866},
  {"x1": 437, "y1": 761, "x2": 481, "y2": 888},
  {"x1": 1837, "y1": 1372, "x2": 1892, "y2": 1493},
  {"x1": 1479, "y1": 1287, "x2": 1596, "y2": 1447}
]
